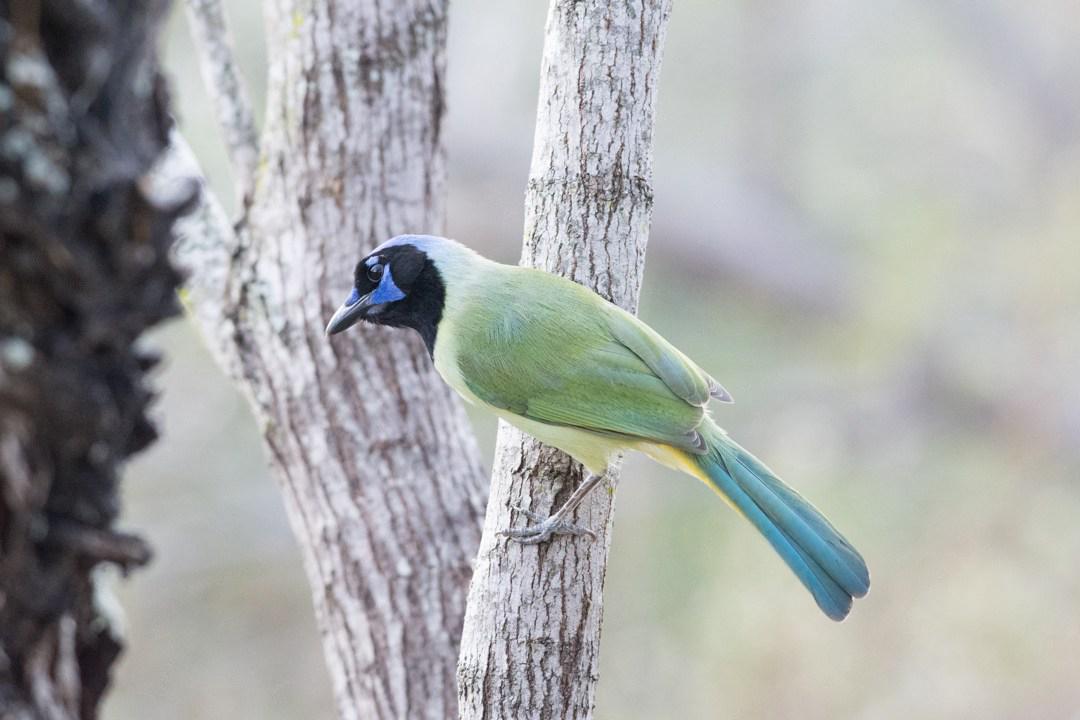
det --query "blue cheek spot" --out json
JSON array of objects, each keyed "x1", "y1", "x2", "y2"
[
  {"x1": 344, "y1": 287, "x2": 361, "y2": 306},
  {"x1": 371, "y1": 267, "x2": 406, "y2": 304}
]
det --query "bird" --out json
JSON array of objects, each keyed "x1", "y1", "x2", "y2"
[{"x1": 326, "y1": 234, "x2": 870, "y2": 620}]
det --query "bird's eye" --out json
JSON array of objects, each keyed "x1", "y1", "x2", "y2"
[{"x1": 366, "y1": 262, "x2": 384, "y2": 283}]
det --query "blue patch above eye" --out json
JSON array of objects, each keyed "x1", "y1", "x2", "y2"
[
  {"x1": 344, "y1": 287, "x2": 361, "y2": 306},
  {"x1": 371, "y1": 266, "x2": 406, "y2": 304}
]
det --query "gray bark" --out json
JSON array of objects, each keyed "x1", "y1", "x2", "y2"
[
  {"x1": 456, "y1": 1, "x2": 672, "y2": 718},
  {"x1": 172, "y1": 1, "x2": 488, "y2": 718}
]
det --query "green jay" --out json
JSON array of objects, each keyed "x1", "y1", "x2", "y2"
[{"x1": 326, "y1": 235, "x2": 870, "y2": 620}]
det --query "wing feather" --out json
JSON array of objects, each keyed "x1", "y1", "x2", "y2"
[
  {"x1": 605, "y1": 306, "x2": 716, "y2": 406},
  {"x1": 453, "y1": 268, "x2": 718, "y2": 455}
]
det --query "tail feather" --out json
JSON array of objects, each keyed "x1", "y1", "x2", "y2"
[{"x1": 695, "y1": 423, "x2": 870, "y2": 620}]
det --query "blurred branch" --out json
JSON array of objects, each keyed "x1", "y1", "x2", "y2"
[
  {"x1": 184, "y1": 0, "x2": 259, "y2": 203},
  {"x1": 43, "y1": 521, "x2": 153, "y2": 571},
  {"x1": 147, "y1": 129, "x2": 246, "y2": 377}
]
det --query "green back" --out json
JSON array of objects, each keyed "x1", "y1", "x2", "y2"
[{"x1": 450, "y1": 266, "x2": 713, "y2": 454}]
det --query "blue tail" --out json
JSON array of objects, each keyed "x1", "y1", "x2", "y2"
[{"x1": 695, "y1": 422, "x2": 870, "y2": 620}]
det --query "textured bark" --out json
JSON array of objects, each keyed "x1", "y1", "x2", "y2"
[
  {"x1": 0, "y1": 0, "x2": 184, "y2": 717},
  {"x1": 173, "y1": 1, "x2": 488, "y2": 718},
  {"x1": 457, "y1": 1, "x2": 672, "y2": 718}
]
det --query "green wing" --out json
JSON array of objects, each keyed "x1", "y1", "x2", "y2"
[
  {"x1": 453, "y1": 268, "x2": 718, "y2": 455},
  {"x1": 605, "y1": 303, "x2": 718, "y2": 407}
]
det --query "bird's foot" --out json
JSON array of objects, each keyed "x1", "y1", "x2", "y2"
[{"x1": 500, "y1": 506, "x2": 597, "y2": 545}]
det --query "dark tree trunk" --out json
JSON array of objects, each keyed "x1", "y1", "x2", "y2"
[{"x1": 0, "y1": 1, "x2": 184, "y2": 717}]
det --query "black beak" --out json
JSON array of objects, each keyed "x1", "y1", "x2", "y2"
[{"x1": 325, "y1": 293, "x2": 373, "y2": 336}]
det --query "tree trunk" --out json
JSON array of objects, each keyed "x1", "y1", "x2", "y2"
[
  {"x1": 456, "y1": 1, "x2": 672, "y2": 717},
  {"x1": 171, "y1": 1, "x2": 488, "y2": 718},
  {"x1": 0, "y1": 1, "x2": 184, "y2": 717}
]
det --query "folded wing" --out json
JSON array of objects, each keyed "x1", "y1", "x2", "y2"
[{"x1": 454, "y1": 271, "x2": 721, "y2": 455}]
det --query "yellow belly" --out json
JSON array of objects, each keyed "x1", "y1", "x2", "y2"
[
  {"x1": 634, "y1": 441, "x2": 710, "y2": 482},
  {"x1": 499, "y1": 416, "x2": 713, "y2": 485},
  {"x1": 494, "y1": 412, "x2": 627, "y2": 475}
]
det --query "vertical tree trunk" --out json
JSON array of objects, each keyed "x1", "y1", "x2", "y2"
[
  {"x1": 456, "y1": 1, "x2": 672, "y2": 717},
  {"x1": 171, "y1": 1, "x2": 488, "y2": 718},
  {"x1": 0, "y1": 0, "x2": 183, "y2": 717}
]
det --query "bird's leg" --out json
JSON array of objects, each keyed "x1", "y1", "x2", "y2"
[{"x1": 501, "y1": 472, "x2": 606, "y2": 545}]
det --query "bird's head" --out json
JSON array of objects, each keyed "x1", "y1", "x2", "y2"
[{"x1": 325, "y1": 234, "x2": 451, "y2": 354}]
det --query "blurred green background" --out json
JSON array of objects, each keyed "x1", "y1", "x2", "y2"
[{"x1": 108, "y1": 1, "x2": 1080, "y2": 718}]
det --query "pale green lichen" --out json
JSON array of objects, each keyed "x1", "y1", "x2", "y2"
[{"x1": 1, "y1": 338, "x2": 35, "y2": 371}]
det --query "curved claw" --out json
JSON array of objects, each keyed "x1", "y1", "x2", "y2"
[{"x1": 499, "y1": 506, "x2": 597, "y2": 545}]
